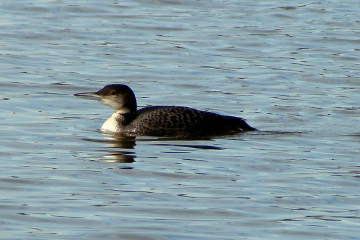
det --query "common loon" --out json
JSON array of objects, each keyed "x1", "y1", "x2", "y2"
[{"x1": 75, "y1": 84, "x2": 256, "y2": 138}]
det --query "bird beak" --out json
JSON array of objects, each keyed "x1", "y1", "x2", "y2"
[{"x1": 74, "y1": 92, "x2": 102, "y2": 100}]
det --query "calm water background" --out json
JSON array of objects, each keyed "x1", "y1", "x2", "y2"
[{"x1": 1, "y1": 0, "x2": 360, "y2": 239}]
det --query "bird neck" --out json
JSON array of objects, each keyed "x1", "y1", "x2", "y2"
[
  {"x1": 119, "y1": 93, "x2": 137, "y2": 115},
  {"x1": 101, "y1": 111, "x2": 137, "y2": 133},
  {"x1": 114, "y1": 110, "x2": 137, "y2": 126}
]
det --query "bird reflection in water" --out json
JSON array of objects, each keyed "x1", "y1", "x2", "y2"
[
  {"x1": 83, "y1": 133, "x2": 136, "y2": 163},
  {"x1": 83, "y1": 132, "x2": 225, "y2": 164}
]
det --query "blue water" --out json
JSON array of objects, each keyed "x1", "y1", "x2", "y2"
[{"x1": 1, "y1": 1, "x2": 360, "y2": 239}]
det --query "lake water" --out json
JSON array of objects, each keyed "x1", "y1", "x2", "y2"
[{"x1": 1, "y1": 0, "x2": 360, "y2": 239}]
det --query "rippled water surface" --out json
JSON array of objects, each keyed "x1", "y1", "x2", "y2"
[{"x1": 1, "y1": 1, "x2": 360, "y2": 239}]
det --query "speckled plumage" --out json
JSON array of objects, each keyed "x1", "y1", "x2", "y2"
[{"x1": 75, "y1": 84, "x2": 256, "y2": 138}]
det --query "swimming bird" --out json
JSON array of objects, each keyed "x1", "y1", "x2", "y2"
[{"x1": 75, "y1": 84, "x2": 256, "y2": 138}]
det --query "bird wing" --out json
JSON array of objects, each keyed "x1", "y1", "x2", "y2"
[{"x1": 132, "y1": 106, "x2": 206, "y2": 136}]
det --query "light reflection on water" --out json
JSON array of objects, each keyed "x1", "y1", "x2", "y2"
[{"x1": 1, "y1": 0, "x2": 360, "y2": 239}]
